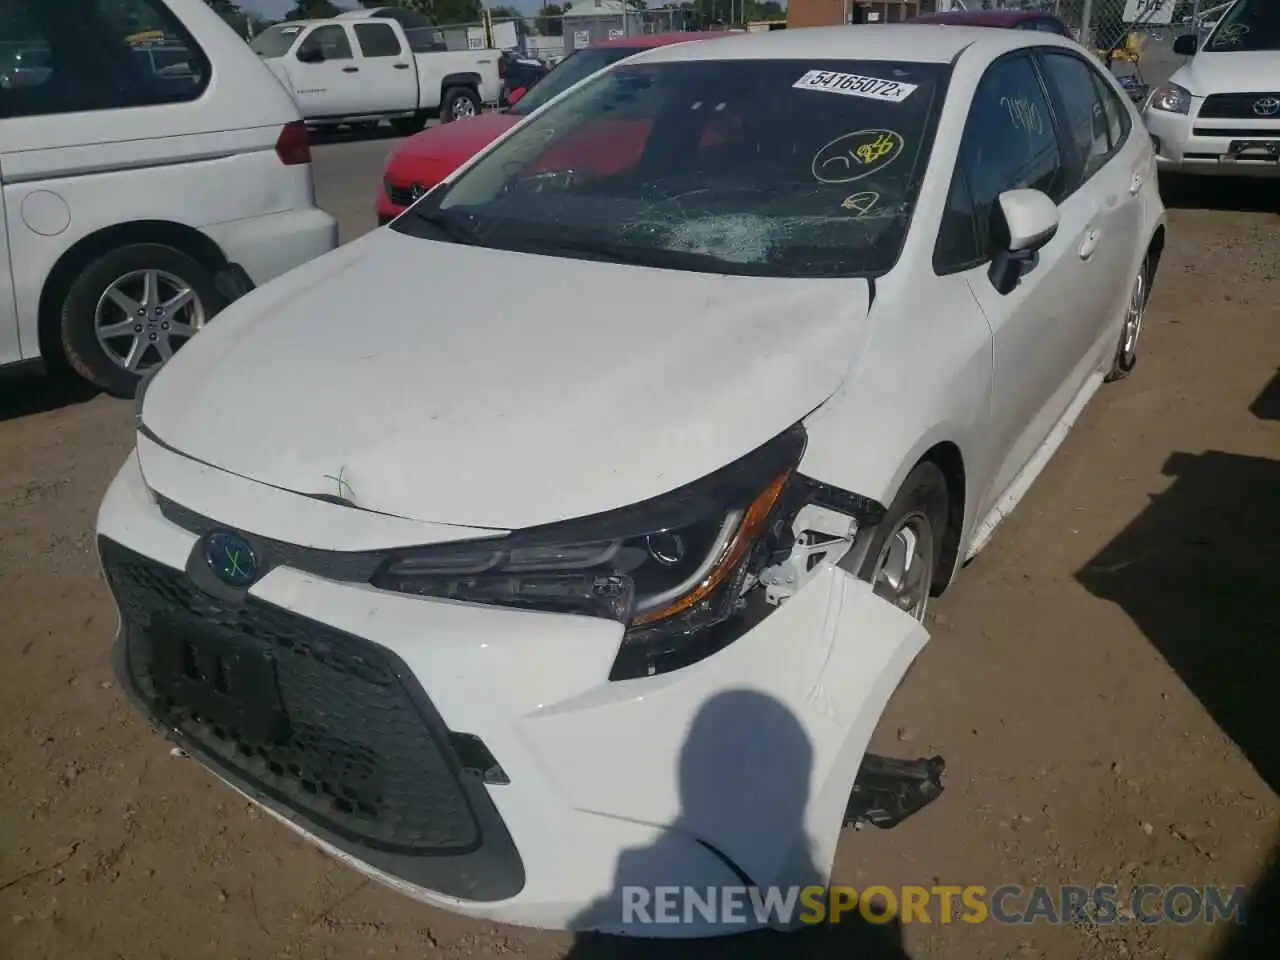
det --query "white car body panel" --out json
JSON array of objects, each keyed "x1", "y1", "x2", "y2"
[
  {"x1": 96, "y1": 24, "x2": 1168, "y2": 934},
  {"x1": 791, "y1": 29, "x2": 1163, "y2": 567},
  {"x1": 0, "y1": 0, "x2": 338, "y2": 371},
  {"x1": 141, "y1": 227, "x2": 871, "y2": 531},
  {"x1": 98, "y1": 447, "x2": 926, "y2": 934},
  {"x1": 258, "y1": 17, "x2": 500, "y2": 123},
  {"x1": 1144, "y1": 32, "x2": 1280, "y2": 176}
]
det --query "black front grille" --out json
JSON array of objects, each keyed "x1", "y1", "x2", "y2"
[
  {"x1": 387, "y1": 183, "x2": 419, "y2": 207},
  {"x1": 1193, "y1": 127, "x2": 1280, "y2": 138},
  {"x1": 1199, "y1": 93, "x2": 1280, "y2": 120},
  {"x1": 103, "y1": 537, "x2": 480, "y2": 855}
]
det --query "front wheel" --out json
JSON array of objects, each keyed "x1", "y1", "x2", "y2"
[
  {"x1": 856, "y1": 462, "x2": 949, "y2": 622},
  {"x1": 441, "y1": 87, "x2": 480, "y2": 123},
  {"x1": 59, "y1": 243, "x2": 224, "y2": 398}
]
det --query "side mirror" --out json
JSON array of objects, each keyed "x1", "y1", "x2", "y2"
[
  {"x1": 987, "y1": 189, "x2": 1059, "y2": 296},
  {"x1": 296, "y1": 46, "x2": 324, "y2": 64},
  {"x1": 507, "y1": 86, "x2": 526, "y2": 106},
  {"x1": 1172, "y1": 33, "x2": 1198, "y2": 56}
]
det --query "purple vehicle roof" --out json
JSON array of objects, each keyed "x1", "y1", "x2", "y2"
[{"x1": 909, "y1": 9, "x2": 1065, "y2": 29}]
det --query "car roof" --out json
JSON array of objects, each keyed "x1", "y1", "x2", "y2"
[
  {"x1": 629, "y1": 23, "x2": 1058, "y2": 65},
  {"x1": 591, "y1": 30, "x2": 717, "y2": 50},
  {"x1": 910, "y1": 9, "x2": 1049, "y2": 27}
]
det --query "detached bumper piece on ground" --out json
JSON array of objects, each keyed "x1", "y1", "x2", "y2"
[{"x1": 845, "y1": 755, "x2": 947, "y2": 829}]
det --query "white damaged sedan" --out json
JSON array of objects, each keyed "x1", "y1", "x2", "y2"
[{"x1": 98, "y1": 25, "x2": 1166, "y2": 936}]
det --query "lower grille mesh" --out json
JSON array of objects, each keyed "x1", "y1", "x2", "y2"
[{"x1": 102, "y1": 538, "x2": 481, "y2": 855}]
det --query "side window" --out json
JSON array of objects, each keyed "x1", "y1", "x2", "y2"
[
  {"x1": 0, "y1": 0, "x2": 209, "y2": 119},
  {"x1": 1091, "y1": 69, "x2": 1131, "y2": 153},
  {"x1": 354, "y1": 23, "x2": 402, "y2": 58},
  {"x1": 959, "y1": 54, "x2": 1068, "y2": 255},
  {"x1": 298, "y1": 26, "x2": 353, "y2": 62},
  {"x1": 933, "y1": 164, "x2": 984, "y2": 274},
  {"x1": 1038, "y1": 52, "x2": 1112, "y2": 187}
]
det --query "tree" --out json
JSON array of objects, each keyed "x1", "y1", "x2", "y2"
[
  {"x1": 287, "y1": 0, "x2": 342, "y2": 19},
  {"x1": 203, "y1": 1, "x2": 270, "y2": 38},
  {"x1": 430, "y1": 0, "x2": 484, "y2": 24},
  {"x1": 536, "y1": 3, "x2": 564, "y2": 35}
]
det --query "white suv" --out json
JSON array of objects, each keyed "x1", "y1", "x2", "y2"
[
  {"x1": 1144, "y1": 0, "x2": 1280, "y2": 177},
  {"x1": 0, "y1": 0, "x2": 338, "y2": 397}
]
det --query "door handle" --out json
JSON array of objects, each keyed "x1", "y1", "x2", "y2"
[
  {"x1": 1078, "y1": 228, "x2": 1102, "y2": 260},
  {"x1": 1129, "y1": 172, "x2": 1144, "y2": 196},
  {"x1": 343, "y1": 66, "x2": 359, "y2": 73},
  {"x1": 394, "y1": 63, "x2": 410, "y2": 69}
]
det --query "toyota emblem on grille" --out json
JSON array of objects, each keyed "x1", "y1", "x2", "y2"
[
  {"x1": 410, "y1": 183, "x2": 427, "y2": 200},
  {"x1": 1253, "y1": 97, "x2": 1280, "y2": 117},
  {"x1": 203, "y1": 530, "x2": 259, "y2": 587}
]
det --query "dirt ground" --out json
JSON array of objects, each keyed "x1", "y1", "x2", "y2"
[{"x1": 2, "y1": 177, "x2": 1278, "y2": 960}]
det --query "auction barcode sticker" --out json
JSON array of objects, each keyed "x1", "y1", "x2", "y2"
[{"x1": 793, "y1": 70, "x2": 917, "y2": 103}]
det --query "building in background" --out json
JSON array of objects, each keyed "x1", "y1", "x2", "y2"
[
  {"x1": 561, "y1": 1, "x2": 645, "y2": 53},
  {"x1": 787, "y1": 0, "x2": 938, "y2": 28}
]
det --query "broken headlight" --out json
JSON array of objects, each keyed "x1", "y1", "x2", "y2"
[{"x1": 371, "y1": 426, "x2": 807, "y2": 678}]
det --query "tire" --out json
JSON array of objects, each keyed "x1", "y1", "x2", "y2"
[
  {"x1": 856, "y1": 462, "x2": 950, "y2": 621},
  {"x1": 1105, "y1": 254, "x2": 1150, "y2": 383},
  {"x1": 391, "y1": 112, "x2": 427, "y2": 136},
  {"x1": 59, "y1": 243, "x2": 225, "y2": 398},
  {"x1": 440, "y1": 86, "x2": 480, "y2": 123}
]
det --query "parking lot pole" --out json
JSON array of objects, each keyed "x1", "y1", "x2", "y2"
[{"x1": 1080, "y1": 0, "x2": 1094, "y2": 47}]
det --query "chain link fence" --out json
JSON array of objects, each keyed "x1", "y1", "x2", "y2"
[
  {"x1": 937, "y1": 1, "x2": 1223, "y2": 93},
  {"x1": 488, "y1": 7, "x2": 712, "y2": 66}
]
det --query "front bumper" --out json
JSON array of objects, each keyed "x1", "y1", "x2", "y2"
[
  {"x1": 375, "y1": 183, "x2": 405, "y2": 226},
  {"x1": 202, "y1": 207, "x2": 340, "y2": 286},
  {"x1": 1145, "y1": 106, "x2": 1280, "y2": 177},
  {"x1": 96, "y1": 441, "x2": 929, "y2": 934}
]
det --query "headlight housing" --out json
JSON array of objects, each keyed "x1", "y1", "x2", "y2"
[
  {"x1": 371, "y1": 426, "x2": 807, "y2": 678},
  {"x1": 1147, "y1": 82, "x2": 1192, "y2": 115}
]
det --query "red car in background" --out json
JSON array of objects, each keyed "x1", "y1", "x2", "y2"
[{"x1": 377, "y1": 32, "x2": 710, "y2": 225}]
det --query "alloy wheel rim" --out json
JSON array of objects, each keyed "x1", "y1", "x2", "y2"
[
  {"x1": 94, "y1": 268, "x2": 206, "y2": 373},
  {"x1": 1121, "y1": 270, "x2": 1146, "y2": 362},
  {"x1": 871, "y1": 511, "x2": 935, "y2": 622},
  {"x1": 453, "y1": 98, "x2": 477, "y2": 119}
]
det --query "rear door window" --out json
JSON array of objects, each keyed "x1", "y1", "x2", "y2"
[
  {"x1": 1038, "y1": 51, "x2": 1130, "y2": 190},
  {"x1": 355, "y1": 23, "x2": 402, "y2": 58}
]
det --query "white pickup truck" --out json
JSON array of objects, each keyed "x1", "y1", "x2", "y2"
[{"x1": 250, "y1": 9, "x2": 501, "y2": 134}]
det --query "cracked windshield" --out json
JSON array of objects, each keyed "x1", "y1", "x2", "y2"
[{"x1": 393, "y1": 58, "x2": 948, "y2": 277}]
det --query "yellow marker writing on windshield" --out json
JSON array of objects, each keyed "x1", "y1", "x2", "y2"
[{"x1": 855, "y1": 133, "x2": 898, "y2": 165}]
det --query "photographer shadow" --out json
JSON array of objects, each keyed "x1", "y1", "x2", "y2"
[
  {"x1": 1077, "y1": 372, "x2": 1280, "y2": 957},
  {"x1": 558, "y1": 688, "x2": 911, "y2": 960}
]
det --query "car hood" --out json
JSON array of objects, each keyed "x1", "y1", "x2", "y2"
[
  {"x1": 1176, "y1": 52, "x2": 1280, "y2": 95},
  {"x1": 140, "y1": 228, "x2": 870, "y2": 532},
  {"x1": 390, "y1": 114, "x2": 518, "y2": 165}
]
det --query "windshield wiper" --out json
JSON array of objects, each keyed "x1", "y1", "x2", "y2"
[
  {"x1": 411, "y1": 209, "x2": 482, "y2": 245},
  {"x1": 510, "y1": 235, "x2": 778, "y2": 276},
  {"x1": 516, "y1": 237, "x2": 645, "y2": 265}
]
